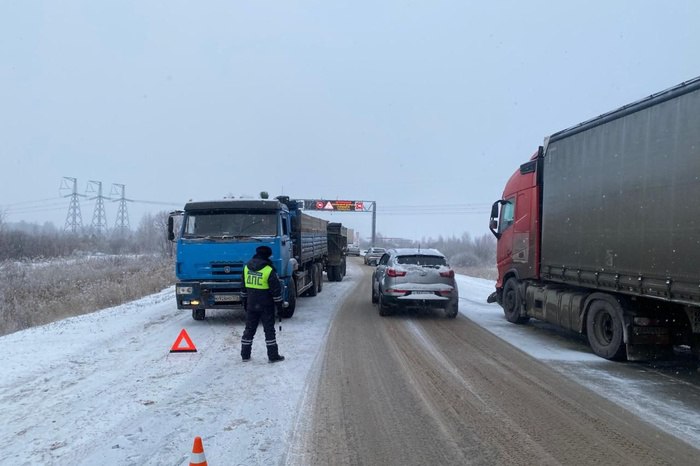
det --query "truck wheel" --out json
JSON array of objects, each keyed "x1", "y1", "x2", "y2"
[
  {"x1": 308, "y1": 266, "x2": 318, "y2": 296},
  {"x1": 586, "y1": 300, "x2": 626, "y2": 360},
  {"x1": 378, "y1": 292, "x2": 391, "y2": 316},
  {"x1": 192, "y1": 309, "x2": 205, "y2": 321},
  {"x1": 279, "y1": 279, "x2": 296, "y2": 318},
  {"x1": 328, "y1": 265, "x2": 337, "y2": 282},
  {"x1": 503, "y1": 278, "x2": 529, "y2": 324}
]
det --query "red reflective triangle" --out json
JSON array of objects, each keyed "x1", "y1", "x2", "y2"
[{"x1": 170, "y1": 328, "x2": 197, "y2": 353}]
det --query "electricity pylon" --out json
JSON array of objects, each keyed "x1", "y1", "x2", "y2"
[
  {"x1": 87, "y1": 180, "x2": 110, "y2": 235},
  {"x1": 60, "y1": 177, "x2": 85, "y2": 233},
  {"x1": 111, "y1": 183, "x2": 132, "y2": 235}
]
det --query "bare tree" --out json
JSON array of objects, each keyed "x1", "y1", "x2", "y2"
[{"x1": 135, "y1": 211, "x2": 171, "y2": 256}]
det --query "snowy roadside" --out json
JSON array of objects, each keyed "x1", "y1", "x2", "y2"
[{"x1": 0, "y1": 262, "x2": 361, "y2": 465}]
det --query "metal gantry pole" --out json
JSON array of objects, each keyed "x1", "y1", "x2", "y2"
[{"x1": 371, "y1": 201, "x2": 376, "y2": 247}]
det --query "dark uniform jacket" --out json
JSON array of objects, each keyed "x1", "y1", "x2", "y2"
[{"x1": 241, "y1": 256, "x2": 283, "y2": 311}]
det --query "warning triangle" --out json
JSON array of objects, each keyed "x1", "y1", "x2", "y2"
[
  {"x1": 323, "y1": 201, "x2": 334, "y2": 210},
  {"x1": 170, "y1": 328, "x2": 197, "y2": 353}
]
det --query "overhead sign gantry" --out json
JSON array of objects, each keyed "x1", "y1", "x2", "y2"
[{"x1": 301, "y1": 199, "x2": 377, "y2": 245}]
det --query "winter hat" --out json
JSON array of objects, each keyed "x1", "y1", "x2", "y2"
[{"x1": 256, "y1": 246, "x2": 273, "y2": 259}]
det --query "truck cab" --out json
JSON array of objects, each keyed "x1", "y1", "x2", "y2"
[
  {"x1": 489, "y1": 150, "x2": 542, "y2": 294},
  {"x1": 168, "y1": 199, "x2": 295, "y2": 320}
]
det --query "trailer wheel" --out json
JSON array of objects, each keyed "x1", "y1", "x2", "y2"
[
  {"x1": 586, "y1": 300, "x2": 626, "y2": 360},
  {"x1": 337, "y1": 259, "x2": 345, "y2": 282},
  {"x1": 316, "y1": 263, "x2": 323, "y2": 292},
  {"x1": 503, "y1": 278, "x2": 529, "y2": 324},
  {"x1": 192, "y1": 309, "x2": 205, "y2": 321},
  {"x1": 279, "y1": 279, "x2": 296, "y2": 318}
]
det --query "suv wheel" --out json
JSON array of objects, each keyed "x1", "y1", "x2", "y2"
[
  {"x1": 378, "y1": 292, "x2": 391, "y2": 316},
  {"x1": 445, "y1": 297, "x2": 458, "y2": 319}
]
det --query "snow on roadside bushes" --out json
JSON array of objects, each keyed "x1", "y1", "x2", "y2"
[{"x1": 0, "y1": 254, "x2": 175, "y2": 336}]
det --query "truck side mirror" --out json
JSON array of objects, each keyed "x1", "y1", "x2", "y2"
[
  {"x1": 167, "y1": 216, "x2": 175, "y2": 241},
  {"x1": 489, "y1": 202, "x2": 501, "y2": 239}
]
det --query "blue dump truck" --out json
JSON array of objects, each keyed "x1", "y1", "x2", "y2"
[{"x1": 168, "y1": 195, "x2": 328, "y2": 320}]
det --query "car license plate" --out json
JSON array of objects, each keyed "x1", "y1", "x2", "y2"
[
  {"x1": 412, "y1": 291, "x2": 433, "y2": 295},
  {"x1": 214, "y1": 295, "x2": 240, "y2": 302}
]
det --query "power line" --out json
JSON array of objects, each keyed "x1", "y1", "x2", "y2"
[
  {"x1": 379, "y1": 210, "x2": 489, "y2": 216},
  {"x1": 0, "y1": 197, "x2": 64, "y2": 207},
  {"x1": 131, "y1": 199, "x2": 183, "y2": 207},
  {"x1": 380, "y1": 202, "x2": 492, "y2": 209},
  {"x1": 4, "y1": 200, "x2": 69, "y2": 214},
  {"x1": 377, "y1": 203, "x2": 491, "y2": 216}
]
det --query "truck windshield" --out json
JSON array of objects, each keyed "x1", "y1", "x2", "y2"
[{"x1": 183, "y1": 211, "x2": 278, "y2": 238}]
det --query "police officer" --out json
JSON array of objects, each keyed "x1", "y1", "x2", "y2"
[{"x1": 240, "y1": 245, "x2": 285, "y2": 363}]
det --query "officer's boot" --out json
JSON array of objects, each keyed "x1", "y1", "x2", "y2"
[
  {"x1": 241, "y1": 339, "x2": 252, "y2": 361},
  {"x1": 267, "y1": 343, "x2": 285, "y2": 363}
]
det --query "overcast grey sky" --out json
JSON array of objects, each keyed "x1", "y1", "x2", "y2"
[{"x1": 1, "y1": 1, "x2": 698, "y2": 241}]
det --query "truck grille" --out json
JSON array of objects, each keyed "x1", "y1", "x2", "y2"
[{"x1": 210, "y1": 261, "x2": 244, "y2": 278}]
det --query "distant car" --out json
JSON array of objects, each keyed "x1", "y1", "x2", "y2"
[
  {"x1": 347, "y1": 244, "x2": 361, "y2": 256},
  {"x1": 363, "y1": 247, "x2": 386, "y2": 265},
  {"x1": 371, "y1": 248, "x2": 458, "y2": 318}
]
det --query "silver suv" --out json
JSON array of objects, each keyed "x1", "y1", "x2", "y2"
[{"x1": 371, "y1": 248, "x2": 458, "y2": 318}]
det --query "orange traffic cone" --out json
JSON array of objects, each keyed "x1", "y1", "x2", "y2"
[{"x1": 189, "y1": 436, "x2": 208, "y2": 466}]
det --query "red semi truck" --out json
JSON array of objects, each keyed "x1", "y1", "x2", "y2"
[{"x1": 488, "y1": 76, "x2": 700, "y2": 361}]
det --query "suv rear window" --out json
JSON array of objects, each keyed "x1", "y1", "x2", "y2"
[{"x1": 396, "y1": 255, "x2": 446, "y2": 267}]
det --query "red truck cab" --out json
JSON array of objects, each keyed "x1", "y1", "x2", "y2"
[{"x1": 489, "y1": 149, "x2": 542, "y2": 294}]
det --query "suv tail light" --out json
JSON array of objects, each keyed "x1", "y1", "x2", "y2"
[
  {"x1": 387, "y1": 268, "x2": 407, "y2": 277},
  {"x1": 439, "y1": 269, "x2": 455, "y2": 278}
]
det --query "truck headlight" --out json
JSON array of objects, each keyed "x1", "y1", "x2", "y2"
[{"x1": 177, "y1": 286, "x2": 193, "y2": 295}]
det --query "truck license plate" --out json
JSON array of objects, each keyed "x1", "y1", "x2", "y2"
[{"x1": 214, "y1": 295, "x2": 240, "y2": 302}]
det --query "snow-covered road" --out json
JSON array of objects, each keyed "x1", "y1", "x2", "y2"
[{"x1": 1, "y1": 260, "x2": 698, "y2": 465}]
